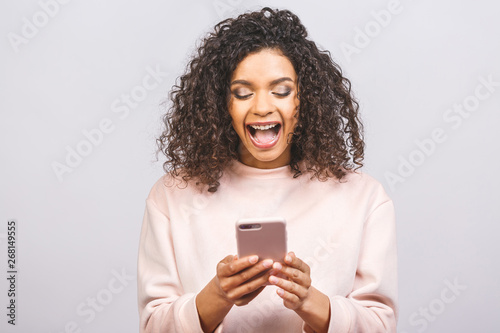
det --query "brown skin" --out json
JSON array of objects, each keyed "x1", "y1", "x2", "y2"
[
  {"x1": 269, "y1": 252, "x2": 331, "y2": 333},
  {"x1": 196, "y1": 50, "x2": 331, "y2": 332},
  {"x1": 196, "y1": 255, "x2": 273, "y2": 332},
  {"x1": 158, "y1": 9, "x2": 365, "y2": 194},
  {"x1": 228, "y1": 48, "x2": 300, "y2": 169},
  {"x1": 196, "y1": 252, "x2": 331, "y2": 332}
]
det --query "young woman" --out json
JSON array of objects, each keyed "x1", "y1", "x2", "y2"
[{"x1": 138, "y1": 7, "x2": 398, "y2": 333}]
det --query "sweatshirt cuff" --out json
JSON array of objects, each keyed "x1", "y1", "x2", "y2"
[
  {"x1": 327, "y1": 296, "x2": 351, "y2": 333},
  {"x1": 300, "y1": 296, "x2": 350, "y2": 333},
  {"x1": 180, "y1": 293, "x2": 205, "y2": 332},
  {"x1": 190, "y1": 293, "x2": 225, "y2": 333}
]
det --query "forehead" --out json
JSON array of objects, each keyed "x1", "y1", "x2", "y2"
[{"x1": 231, "y1": 49, "x2": 296, "y2": 81}]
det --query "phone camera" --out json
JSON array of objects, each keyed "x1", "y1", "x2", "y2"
[{"x1": 239, "y1": 224, "x2": 261, "y2": 230}]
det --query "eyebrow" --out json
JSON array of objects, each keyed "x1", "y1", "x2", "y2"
[{"x1": 230, "y1": 77, "x2": 294, "y2": 86}]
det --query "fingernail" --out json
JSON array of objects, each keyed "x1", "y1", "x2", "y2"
[
  {"x1": 262, "y1": 259, "x2": 273, "y2": 268},
  {"x1": 277, "y1": 288, "x2": 284, "y2": 296},
  {"x1": 285, "y1": 255, "x2": 292, "y2": 263},
  {"x1": 273, "y1": 262, "x2": 282, "y2": 270},
  {"x1": 269, "y1": 276, "x2": 279, "y2": 284},
  {"x1": 249, "y1": 255, "x2": 258, "y2": 264}
]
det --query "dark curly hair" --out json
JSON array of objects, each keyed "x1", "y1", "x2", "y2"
[{"x1": 157, "y1": 7, "x2": 364, "y2": 192}]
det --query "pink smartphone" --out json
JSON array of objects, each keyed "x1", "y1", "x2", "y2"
[{"x1": 236, "y1": 217, "x2": 287, "y2": 263}]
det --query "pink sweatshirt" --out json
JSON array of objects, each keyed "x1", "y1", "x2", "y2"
[{"x1": 137, "y1": 159, "x2": 398, "y2": 332}]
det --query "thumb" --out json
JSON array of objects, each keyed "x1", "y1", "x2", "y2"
[{"x1": 221, "y1": 254, "x2": 236, "y2": 264}]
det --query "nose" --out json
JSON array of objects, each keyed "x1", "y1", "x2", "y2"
[{"x1": 252, "y1": 91, "x2": 274, "y2": 116}]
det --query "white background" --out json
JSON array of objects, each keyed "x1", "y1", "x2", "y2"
[{"x1": 1, "y1": 0, "x2": 499, "y2": 332}]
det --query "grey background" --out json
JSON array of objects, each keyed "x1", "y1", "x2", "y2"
[{"x1": 1, "y1": 0, "x2": 499, "y2": 332}]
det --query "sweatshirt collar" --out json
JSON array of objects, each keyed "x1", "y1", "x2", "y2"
[{"x1": 227, "y1": 158, "x2": 303, "y2": 179}]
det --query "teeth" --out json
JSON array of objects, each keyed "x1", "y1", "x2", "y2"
[{"x1": 249, "y1": 123, "x2": 278, "y2": 130}]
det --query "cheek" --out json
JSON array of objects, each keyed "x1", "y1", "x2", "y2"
[
  {"x1": 284, "y1": 102, "x2": 299, "y2": 123},
  {"x1": 227, "y1": 104, "x2": 238, "y2": 123},
  {"x1": 228, "y1": 108, "x2": 245, "y2": 134},
  {"x1": 286, "y1": 109, "x2": 299, "y2": 134},
  {"x1": 289, "y1": 118, "x2": 299, "y2": 133}
]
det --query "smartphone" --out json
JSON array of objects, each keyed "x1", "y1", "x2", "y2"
[{"x1": 236, "y1": 217, "x2": 287, "y2": 263}]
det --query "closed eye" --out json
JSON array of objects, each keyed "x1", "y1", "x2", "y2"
[
  {"x1": 233, "y1": 93, "x2": 253, "y2": 100},
  {"x1": 272, "y1": 90, "x2": 291, "y2": 97}
]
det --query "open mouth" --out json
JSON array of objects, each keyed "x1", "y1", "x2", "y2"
[{"x1": 246, "y1": 123, "x2": 281, "y2": 148}]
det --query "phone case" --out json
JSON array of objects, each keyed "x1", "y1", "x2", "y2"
[{"x1": 236, "y1": 217, "x2": 287, "y2": 262}]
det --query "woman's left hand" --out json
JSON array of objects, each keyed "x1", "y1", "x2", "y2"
[
  {"x1": 268, "y1": 251, "x2": 331, "y2": 333},
  {"x1": 268, "y1": 251, "x2": 312, "y2": 310}
]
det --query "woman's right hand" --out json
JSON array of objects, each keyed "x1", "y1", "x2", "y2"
[
  {"x1": 196, "y1": 254, "x2": 273, "y2": 332},
  {"x1": 214, "y1": 254, "x2": 274, "y2": 306}
]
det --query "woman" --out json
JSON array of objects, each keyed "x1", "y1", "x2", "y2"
[{"x1": 138, "y1": 7, "x2": 398, "y2": 333}]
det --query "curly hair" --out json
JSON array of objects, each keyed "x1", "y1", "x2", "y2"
[{"x1": 157, "y1": 7, "x2": 364, "y2": 192}]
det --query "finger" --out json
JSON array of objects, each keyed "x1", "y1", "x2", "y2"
[
  {"x1": 219, "y1": 258, "x2": 273, "y2": 293},
  {"x1": 218, "y1": 255, "x2": 259, "y2": 277},
  {"x1": 276, "y1": 287, "x2": 301, "y2": 309},
  {"x1": 271, "y1": 261, "x2": 311, "y2": 287},
  {"x1": 269, "y1": 275, "x2": 308, "y2": 299},
  {"x1": 226, "y1": 269, "x2": 271, "y2": 301},
  {"x1": 285, "y1": 252, "x2": 310, "y2": 275},
  {"x1": 230, "y1": 259, "x2": 274, "y2": 286},
  {"x1": 234, "y1": 286, "x2": 265, "y2": 307}
]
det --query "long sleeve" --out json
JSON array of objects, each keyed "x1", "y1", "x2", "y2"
[
  {"x1": 138, "y1": 164, "x2": 397, "y2": 333},
  {"x1": 326, "y1": 200, "x2": 398, "y2": 332},
  {"x1": 137, "y1": 198, "x2": 205, "y2": 333}
]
